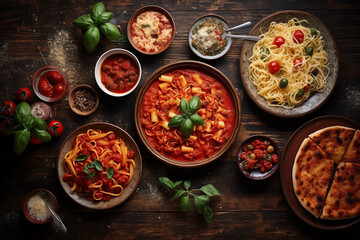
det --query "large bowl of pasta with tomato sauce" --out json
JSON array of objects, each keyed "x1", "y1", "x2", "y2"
[
  {"x1": 135, "y1": 60, "x2": 241, "y2": 168},
  {"x1": 57, "y1": 122, "x2": 142, "y2": 209}
]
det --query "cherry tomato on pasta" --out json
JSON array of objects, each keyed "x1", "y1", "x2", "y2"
[
  {"x1": 293, "y1": 58, "x2": 303, "y2": 69},
  {"x1": 293, "y1": 30, "x2": 304, "y2": 43},
  {"x1": 16, "y1": 87, "x2": 32, "y2": 101},
  {"x1": 273, "y1": 36, "x2": 285, "y2": 48},
  {"x1": 47, "y1": 120, "x2": 64, "y2": 136},
  {"x1": 268, "y1": 61, "x2": 280, "y2": 74}
]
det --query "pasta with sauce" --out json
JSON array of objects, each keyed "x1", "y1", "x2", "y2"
[
  {"x1": 248, "y1": 18, "x2": 329, "y2": 109},
  {"x1": 140, "y1": 68, "x2": 235, "y2": 161},
  {"x1": 62, "y1": 129, "x2": 135, "y2": 201}
]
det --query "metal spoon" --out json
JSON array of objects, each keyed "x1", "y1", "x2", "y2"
[
  {"x1": 39, "y1": 191, "x2": 67, "y2": 234},
  {"x1": 222, "y1": 32, "x2": 262, "y2": 42},
  {"x1": 226, "y1": 21, "x2": 252, "y2": 31}
]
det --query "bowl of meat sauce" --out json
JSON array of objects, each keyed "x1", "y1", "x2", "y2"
[
  {"x1": 32, "y1": 66, "x2": 69, "y2": 102},
  {"x1": 236, "y1": 136, "x2": 280, "y2": 180},
  {"x1": 95, "y1": 48, "x2": 141, "y2": 97},
  {"x1": 127, "y1": 5, "x2": 175, "y2": 55}
]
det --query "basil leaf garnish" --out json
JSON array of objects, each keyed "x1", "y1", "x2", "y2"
[
  {"x1": 100, "y1": 23, "x2": 121, "y2": 40},
  {"x1": 91, "y1": 2, "x2": 105, "y2": 24},
  {"x1": 33, "y1": 129, "x2": 51, "y2": 143},
  {"x1": 75, "y1": 154, "x2": 89, "y2": 162},
  {"x1": 180, "y1": 98, "x2": 188, "y2": 115},
  {"x1": 168, "y1": 114, "x2": 185, "y2": 127},
  {"x1": 106, "y1": 167, "x2": 114, "y2": 179},
  {"x1": 94, "y1": 159, "x2": 103, "y2": 171},
  {"x1": 15, "y1": 102, "x2": 31, "y2": 123},
  {"x1": 33, "y1": 117, "x2": 48, "y2": 130},
  {"x1": 87, "y1": 162, "x2": 95, "y2": 168},
  {"x1": 180, "y1": 118, "x2": 194, "y2": 138},
  {"x1": 73, "y1": 14, "x2": 94, "y2": 29},
  {"x1": 13, "y1": 129, "x2": 30, "y2": 155},
  {"x1": 188, "y1": 96, "x2": 201, "y2": 113},
  {"x1": 83, "y1": 26, "x2": 100, "y2": 52},
  {"x1": 97, "y1": 11, "x2": 113, "y2": 25},
  {"x1": 189, "y1": 114, "x2": 205, "y2": 126}
]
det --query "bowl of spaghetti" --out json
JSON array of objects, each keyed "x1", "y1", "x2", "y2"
[
  {"x1": 57, "y1": 122, "x2": 142, "y2": 209},
  {"x1": 134, "y1": 60, "x2": 241, "y2": 168},
  {"x1": 240, "y1": 10, "x2": 339, "y2": 118}
]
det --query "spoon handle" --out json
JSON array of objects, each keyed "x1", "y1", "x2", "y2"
[
  {"x1": 224, "y1": 34, "x2": 262, "y2": 42},
  {"x1": 48, "y1": 206, "x2": 67, "y2": 234},
  {"x1": 226, "y1": 21, "x2": 252, "y2": 31}
]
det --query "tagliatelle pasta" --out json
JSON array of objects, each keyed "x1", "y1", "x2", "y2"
[
  {"x1": 248, "y1": 18, "x2": 329, "y2": 109},
  {"x1": 62, "y1": 129, "x2": 135, "y2": 201}
]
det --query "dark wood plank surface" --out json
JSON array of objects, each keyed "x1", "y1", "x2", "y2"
[{"x1": 1, "y1": 0, "x2": 360, "y2": 239}]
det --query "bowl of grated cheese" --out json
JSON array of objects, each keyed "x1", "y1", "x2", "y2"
[{"x1": 23, "y1": 189, "x2": 58, "y2": 224}]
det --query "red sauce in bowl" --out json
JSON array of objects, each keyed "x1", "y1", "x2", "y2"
[{"x1": 100, "y1": 54, "x2": 140, "y2": 94}]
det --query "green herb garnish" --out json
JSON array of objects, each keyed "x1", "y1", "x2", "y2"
[
  {"x1": 141, "y1": 24, "x2": 150, "y2": 28},
  {"x1": 168, "y1": 96, "x2": 205, "y2": 138},
  {"x1": 83, "y1": 165, "x2": 96, "y2": 182},
  {"x1": 159, "y1": 176, "x2": 221, "y2": 222},
  {"x1": 106, "y1": 167, "x2": 114, "y2": 179},
  {"x1": 75, "y1": 154, "x2": 89, "y2": 162}
]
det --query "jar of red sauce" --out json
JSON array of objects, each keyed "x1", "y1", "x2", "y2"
[{"x1": 32, "y1": 66, "x2": 69, "y2": 102}]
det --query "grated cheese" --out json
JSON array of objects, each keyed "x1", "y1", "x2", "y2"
[{"x1": 27, "y1": 193, "x2": 51, "y2": 221}]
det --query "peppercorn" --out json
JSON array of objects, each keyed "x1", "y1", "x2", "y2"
[{"x1": 73, "y1": 89, "x2": 96, "y2": 112}]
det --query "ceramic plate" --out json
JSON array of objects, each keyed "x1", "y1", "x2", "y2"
[
  {"x1": 280, "y1": 115, "x2": 360, "y2": 229},
  {"x1": 240, "y1": 10, "x2": 339, "y2": 118},
  {"x1": 134, "y1": 60, "x2": 241, "y2": 168},
  {"x1": 57, "y1": 122, "x2": 142, "y2": 209}
]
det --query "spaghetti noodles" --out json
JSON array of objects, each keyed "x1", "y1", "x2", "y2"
[
  {"x1": 62, "y1": 129, "x2": 135, "y2": 201},
  {"x1": 248, "y1": 18, "x2": 329, "y2": 108}
]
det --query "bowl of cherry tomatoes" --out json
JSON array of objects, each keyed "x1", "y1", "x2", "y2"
[
  {"x1": 32, "y1": 65, "x2": 69, "y2": 102},
  {"x1": 236, "y1": 136, "x2": 280, "y2": 180}
]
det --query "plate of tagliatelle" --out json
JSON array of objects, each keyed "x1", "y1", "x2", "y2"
[
  {"x1": 57, "y1": 122, "x2": 142, "y2": 209},
  {"x1": 240, "y1": 10, "x2": 339, "y2": 118}
]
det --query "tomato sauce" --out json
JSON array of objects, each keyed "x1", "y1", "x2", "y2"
[
  {"x1": 100, "y1": 54, "x2": 139, "y2": 93},
  {"x1": 140, "y1": 68, "x2": 235, "y2": 162}
]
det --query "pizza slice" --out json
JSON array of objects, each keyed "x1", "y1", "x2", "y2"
[
  {"x1": 342, "y1": 130, "x2": 360, "y2": 163},
  {"x1": 292, "y1": 137, "x2": 335, "y2": 218},
  {"x1": 309, "y1": 126, "x2": 355, "y2": 164},
  {"x1": 321, "y1": 162, "x2": 360, "y2": 220}
]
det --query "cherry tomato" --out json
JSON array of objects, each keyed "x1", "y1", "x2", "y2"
[
  {"x1": 268, "y1": 61, "x2": 280, "y2": 74},
  {"x1": 293, "y1": 58, "x2": 303, "y2": 69},
  {"x1": 303, "y1": 84, "x2": 310, "y2": 92},
  {"x1": 53, "y1": 84, "x2": 65, "y2": 97},
  {"x1": 0, "y1": 101, "x2": 16, "y2": 116},
  {"x1": 0, "y1": 119, "x2": 14, "y2": 135},
  {"x1": 47, "y1": 71, "x2": 64, "y2": 84},
  {"x1": 273, "y1": 36, "x2": 285, "y2": 48},
  {"x1": 30, "y1": 136, "x2": 42, "y2": 145},
  {"x1": 293, "y1": 30, "x2": 304, "y2": 43},
  {"x1": 38, "y1": 78, "x2": 53, "y2": 97},
  {"x1": 16, "y1": 87, "x2": 32, "y2": 101},
  {"x1": 47, "y1": 120, "x2": 64, "y2": 136}
]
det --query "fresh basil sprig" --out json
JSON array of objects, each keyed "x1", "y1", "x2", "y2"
[
  {"x1": 159, "y1": 176, "x2": 221, "y2": 222},
  {"x1": 168, "y1": 96, "x2": 205, "y2": 138},
  {"x1": 73, "y1": 2, "x2": 122, "y2": 52},
  {"x1": 0, "y1": 102, "x2": 52, "y2": 155}
]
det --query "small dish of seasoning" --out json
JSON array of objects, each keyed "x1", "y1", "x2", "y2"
[
  {"x1": 69, "y1": 84, "x2": 99, "y2": 116},
  {"x1": 189, "y1": 14, "x2": 233, "y2": 60},
  {"x1": 236, "y1": 135, "x2": 280, "y2": 180},
  {"x1": 23, "y1": 189, "x2": 58, "y2": 224}
]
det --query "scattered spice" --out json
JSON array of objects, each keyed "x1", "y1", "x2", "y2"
[{"x1": 73, "y1": 89, "x2": 96, "y2": 112}]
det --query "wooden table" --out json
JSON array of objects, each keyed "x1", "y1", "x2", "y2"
[{"x1": 1, "y1": 0, "x2": 360, "y2": 239}]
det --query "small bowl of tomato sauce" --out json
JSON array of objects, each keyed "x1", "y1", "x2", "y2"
[
  {"x1": 236, "y1": 136, "x2": 280, "y2": 180},
  {"x1": 95, "y1": 48, "x2": 142, "y2": 97},
  {"x1": 32, "y1": 66, "x2": 69, "y2": 102}
]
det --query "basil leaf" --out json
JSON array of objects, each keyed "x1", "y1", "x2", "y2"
[
  {"x1": 173, "y1": 180, "x2": 183, "y2": 188},
  {"x1": 106, "y1": 167, "x2": 114, "y2": 179},
  {"x1": 97, "y1": 11, "x2": 113, "y2": 25},
  {"x1": 87, "y1": 162, "x2": 95, "y2": 168},
  {"x1": 172, "y1": 190, "x2": 186, "y2": 200},
  {"x1": 33, "y1": 117, "x2": 48, "y2": 130},
  {"x1": 33, "y1": 129, "x2": 51, "y2": 143},
  {"x1": 180, "y1": 98, "x2": 188, "y2": 114},
  {"x1": 200, "y1": 184, "x2": 222, "y2": 197},
  {"x1": 188, "y1": 96, "x2": 201, "y2": 113},
  {"x1": 73, "y1": 14, "x2": 94, "y2": 29},
  {"x1": 159, "y1": 176, "x2": 175, "y2": 189},
  {"x1": 203, "y1": 204, "x2": 213, "y2": 222},
  {"x1": 183, "y1": 180, "x2": 191, "y2": 190},
  {"x1": 180, "y1": 118, "x2": 194, "y2": 138},
  {"x1": 100, "y1": 23, "x2": 121, "y2": 40},
  {"x1": 190, "y1": 114, "x2": 205, "y2": 126},
  {"x1": 75, "y1": 154, "x2": 89, "y2": 162},
  {"x1": 15, "y1": 102, "x2": 31, "y2": 123},
  {"x1": 194, "y1": 195, "x2": 210, "y2": 214},
  {"x1": 94, "y1": 159, "x2": 103, "y2": 171},
  {"x1": 23, "y1": 114, "x2": 36, "y2": 129},
  {"x1": 8, "y1": 124, "x2": 23, "y2": 134},
  {"x1": 83, "y1": 26, "x2": 100, "y2": 52},
  {"x1": 180, "y1": 195, "x2": 193, "y2": 212},
  {"x1": 13, "y1": 129, "x2": 30, "y2": 155},
  {"x1": 91, "y1": 2, "x2": 105, "y2": 24},
  {"x1": 168, "y1": 114, "x2": 185, "y2": 127}
]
